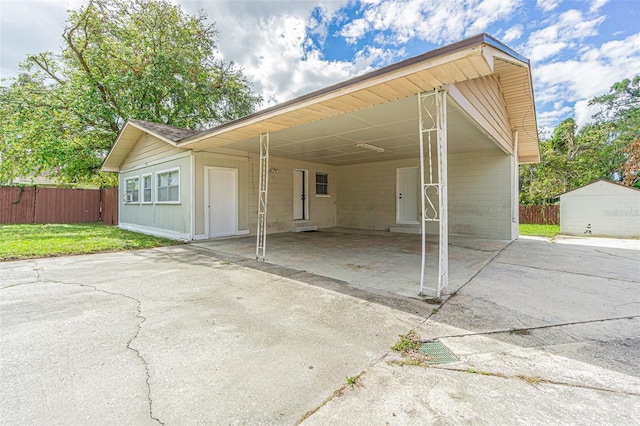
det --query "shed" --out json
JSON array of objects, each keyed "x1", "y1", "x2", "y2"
[{"x1": 560, "y1": 180, "x2": 640, "y2": 238}]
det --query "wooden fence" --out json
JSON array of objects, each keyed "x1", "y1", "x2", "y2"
[
  {"x1": 0, "y1": 186, "x2": 118, "y2": 225},
  {"x1": 519, "y1": 205, "x2": 560, "y2": 225}
]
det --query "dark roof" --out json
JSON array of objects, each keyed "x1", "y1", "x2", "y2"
[{"x1": 129, "y1": 119, "x2": 198, "y2": 142}]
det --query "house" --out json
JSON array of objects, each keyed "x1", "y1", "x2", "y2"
[
  {"x1": 560, "y1": 179, "x2": 640, "y2": 238},
  {"x1": 101, "y1": 33, "x2": 539, "y2": 297}
]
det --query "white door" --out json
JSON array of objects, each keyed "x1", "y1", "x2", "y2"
[
  {"x1": 396, "y1": 167, "x2": 419, "y2": 224},
  {"x1": 207, "y1": 167, "x2": 237, "y2": 237},
  {"x1": 293, "y1": 169, "x2": 308, "y2": 220}
]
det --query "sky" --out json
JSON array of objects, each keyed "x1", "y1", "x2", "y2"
[{"x1": 1, "y1": 0, "x2": 639, "y2": 134}]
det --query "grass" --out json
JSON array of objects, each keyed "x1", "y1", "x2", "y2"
[
  {"x1": 519, "y1": 223, "x2": 560, "y2": 238},
  {"x1": 0, "y1": 223, "x2": 179, "y2": 261}
]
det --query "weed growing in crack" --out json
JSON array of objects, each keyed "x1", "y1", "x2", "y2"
[
  {"x1": 346, "y1": 376, "x2": 357, "y2": 388},
  {"x1": 391, "y1": 331, "x2": 435, "y2": 365}
]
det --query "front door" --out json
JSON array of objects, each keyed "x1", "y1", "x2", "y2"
[
  {"x1": 207, "y1": 167, "x2": 237, "y2": 238},
  {"x1": 293, "y1": 169, "x2": 308, "y2": 220},
  {"x1": 396, "y1": 167, "x2": 419, "y2": 224}
]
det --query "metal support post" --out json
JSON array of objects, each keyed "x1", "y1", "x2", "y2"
[
  {"x1": 256, "y1": 133, "x2": 269, "y2": 261},
  {"x1": 418, "y1": 89, "x2": 448, "y2": 298}
]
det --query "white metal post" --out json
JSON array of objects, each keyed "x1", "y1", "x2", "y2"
[
  {"x1": 418, "y1": 89, "x2": 448, "y2": 298},
  {"x1": 512, "y1": 130, "x2": 519, "y2": 234},
  {"x1": 436, "y1": 91, "x2": 448, "y2": 297},
  {"x1": 256, "y1": 133, "x2": 269, "y2": 261}
]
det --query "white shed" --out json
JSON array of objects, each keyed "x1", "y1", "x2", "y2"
[{"x1": 560, "y1": 180, "x2": 640, "y2": 238}]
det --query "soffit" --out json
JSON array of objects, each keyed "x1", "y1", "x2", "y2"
[{"x1": 199, "y1": 94, "x2": 499, "y2": 165}]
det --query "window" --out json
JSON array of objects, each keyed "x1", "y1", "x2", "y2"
[
  {"x1": 142, "y1": 174, "x2": 152, "y2": 203},
  {"x1": 316, "y1": 173, "x2": 329, "y2": 195},
  {"x1": 157, "y1": 169, "x2": 180, "y2": 202},
  {"x1": 125, "y1": 177, "x2": 140, "y2": 203}
]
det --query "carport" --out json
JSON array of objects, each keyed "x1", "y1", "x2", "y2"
[
  {"x1": 103, "y1": 34, "x2": 539, "y2": 299},
  {"x1": 180, "y1": 34, "x2": 538, "y2": 298}
]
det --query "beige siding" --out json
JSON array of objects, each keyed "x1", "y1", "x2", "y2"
[
  {"x1": 121, "y1": 134, "x2": 188, "y2": 170},
  {"x1": 119, "y1": 155, "x2": 192, "y2": 239},
  {"x1": 449, "y1": 76, "x2": 513, "y2": 154}
]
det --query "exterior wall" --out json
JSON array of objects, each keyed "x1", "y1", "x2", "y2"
[
  {"x1": 193, "y1": 151, "x2": 252, "y2": 239},
  {"x1": 119, "y1": 154, "x2": 192, "y2": 240},
  {"x1": 448, "y1": 149, "x2": 514, "y2": 240},
  {"x1": 560, "y1": 181, "x2": 640, "y2": 238},
  {"x1": 336, "y1": 148, "x2": 513, "y2": 239},
  {"x1": 248, "y1": 154, "x2": 338, "y2": 234},
  {"x1": 121, "y1": 133, "x2": 187, "y2": 170},
  {"x1": 337, "y1": 158, "x2": 437, "y2": 233}
]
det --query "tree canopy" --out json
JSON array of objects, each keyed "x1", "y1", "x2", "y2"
[
  {"x1": 520, "y1": 75, "x2": 640, "y2": 204},
  {"x1": 0, "y1": 0, "x2": 261, "y2": 186}
]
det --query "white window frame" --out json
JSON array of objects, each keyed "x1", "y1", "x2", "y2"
[
  {"x1": 141, "y1": 173, "x2": 153, "y2": 204},
  {"x1": 124, "y1": 176, "x2": 140, "y2": 204},
  {"x1": 156, "y1": 167, "x2": 180, "y2": 204},
  {"x1": 315, "y1": 172, "x2": 330, "y2": 197}
]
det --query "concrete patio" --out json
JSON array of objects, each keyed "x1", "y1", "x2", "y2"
[{"x1": 192, "y1": 227, "x2": 509, "y2": 300}]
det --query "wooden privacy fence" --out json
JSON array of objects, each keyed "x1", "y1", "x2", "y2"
[
  {"x1": 0, "y1": 186, "x2": 118, "y2": 225},
  {"x1": 519, "y1": 205, "x2": 560, "y2": 225}
]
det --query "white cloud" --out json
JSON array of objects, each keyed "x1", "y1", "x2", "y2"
[
  {"x1": 533, "y1": 32, "x2": 640, "y2": 126},
  {"x1": 502, "y1": 24, "x2": 524, "y2": 43},
  {"x1": 589, "y1": 0, "x2": 609, "y2": 13},
  {"x1": 338, "y1": 0, "x2": 520, "y2": 45},
  {"x1": 536, "y1": 0, "x2": 562, "y2": 12},
  {"x1": 525, "y1": 9, "x2": 605, "y2": 62}
]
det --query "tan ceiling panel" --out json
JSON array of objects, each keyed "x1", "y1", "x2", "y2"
[{"x1": 349, "y1": 88, "x2": 391, "y2": 105}]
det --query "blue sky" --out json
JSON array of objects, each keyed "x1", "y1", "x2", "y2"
[{"x1": 1, "y1": 0, "x2": 639, "y2": 135}]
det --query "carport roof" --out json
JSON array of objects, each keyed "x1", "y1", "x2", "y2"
[{"x1": 102, "y1": 33, "x2": 539, "y2": 172}]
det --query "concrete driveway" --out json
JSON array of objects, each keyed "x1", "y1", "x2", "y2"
[{"x1": 1, "y1": 237, "x2": 639, "y2": 424}]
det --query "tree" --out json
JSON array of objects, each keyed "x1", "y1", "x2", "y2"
[
  {"x1": 589, "y1": 75, "x2": 640, "y2": 187},
  {"x1": 0, "y1": 0, "x2": 261, "y2": 186},
  {"x1": 520, "y1": 76, "x2": 640, "y2": 203}
]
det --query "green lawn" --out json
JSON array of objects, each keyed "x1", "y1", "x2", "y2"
[
  {"x1": 0, "y1": 223, "x2": 179, "y2": 261},
  {"x1": 519, "y1": 223, "x2": 561, "y2": 238}
]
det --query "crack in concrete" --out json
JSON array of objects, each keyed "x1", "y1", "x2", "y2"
[
  {"x1": 431, "y1": 365, "x2": 640, "y2": 397},
  {"x1": 420, "y1": 315, "x2": 640, "y2": 342},
  {"x1": 594, "y1": 249, "x2": 640, "y2": 262},
  {"x1": 27, "y1": 268, "x2": 164, "y2": 425},
  {"x1": 494, "y1": 261, "x2": 640, "y2": 284}
]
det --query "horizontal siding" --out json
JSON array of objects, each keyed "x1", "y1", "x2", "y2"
[
  {"x1": 450, "y1": 76, "x2": 512, "y2": 153},
  {"x1": 121, "y1": 134, "x2": 189, "y2": 170}
]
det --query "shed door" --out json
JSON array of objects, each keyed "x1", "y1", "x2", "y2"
[
  {"x1": 207, "y1": 167, "x2": 237, "y2": 238},
  {"x1": 397, "y1": 167, "x2": 419, "y2": 224}
]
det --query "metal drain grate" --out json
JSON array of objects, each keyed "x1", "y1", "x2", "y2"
[{"x1": 418, "y1": 341, "x2": 458, "y2": 364}]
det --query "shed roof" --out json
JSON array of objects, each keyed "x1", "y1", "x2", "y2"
[
  {"x1": 103, "y1": 33, "x2": 539, "y2": 172},
  {"x1": 560, "y1": 179, "x2": 640, "y2": 196}
]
